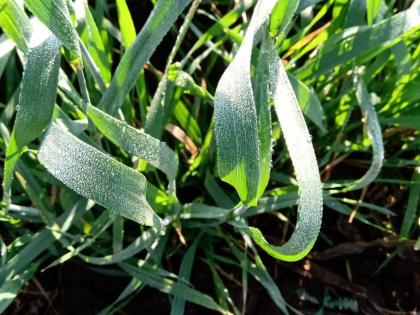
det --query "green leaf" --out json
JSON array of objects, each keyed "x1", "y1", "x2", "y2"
[
  {"x1": 24, "y1": 0, "x2": 82, "y2": 65},
  {"x1": 400, "y1": 165, "x2": 420, "y2": 239},
  {"x1": 123, "y1": 263, "x2": 228, "y2": 314},
  {"x1": 298, "y1": 0, "x2": 321, "y2": 11},
  {"x1": 254, "y1": 31, "x2": 273, "y2": 199},
  {"x1": 174, "y1": 101, "x2": 202, "y2": 145},
  {"x1": 214, "y1": 0, "x2": 323, "y2": 260},
  {"x1": 227, "y1": 234, "x2": 289, "y2": 314},
  {"x1": 204, "y1": 171, "x2": 236, "y2": 209},
  {"x1": 2, "y1": 138, "x2": 25, "y2": 206},
  {"x1": 42, "y1": 209, "x2": 115, "y2": 271},
  {"x1": 297, "y1": 4, "x2": 420, "y2": 79},
  {"x1": 342, "y1": 68, "x2": 384, "y2": 191},
  {"x1": 79, "y1": 230, "x2": 156, "y2": 266},
  {"x1": 98, "y1": 0, "x2": 192, "y2": 114},
  {"x1": 214, "y1": 0, "x2": 279, "y2": 206},
  {"x1": 13, "y1": 26, "x2": 61, "y2": 147},
  {"x1": 144, "y1": 0, "x2": 200, "y2": 139},
  {"x1": 324, "y1": 197, "x2": 390, "y2": 232},
  {"x1": 0, "y1": 264, "x2": 37, "y2": 313},
  {"x1": 0, "y1": 36, "x2": 15, "y2": 78},
  {"x1": 247, "y1": 26, "x2": 322, "y2": 262},
  {"x1": 115, "y1": 0, "x2": 137, "y2": 48},
  {"x1": 0, "y1": 0, "x2": 31, "y2": 52},
  {"x1": 86, "y1": 104, "x2": 179, "y2": 185},
  {"x1": 2, "y1": 22, "x2": 61, "y2": 205},
  {"x1": 0, "y1": 199, "x2": 87, "y2": 284},
  {"x1": 366, "y1": 0, "x2": 381, "y2": 25},
  {"x1": 345, "y1": 0, "x2": 367, "y2": 27},
  {"x1": 170, "y1": 236, "x2": 201, "y2": 315},
  {"x1": 288, "y1": 73, "x2": 326, "y2": 131},
  {"x1": 81, "y1": 2, "x2": 111, "y2": 82},
  {"x1": 115, "y1": 0, "x2": 149, "y2": 123},
  {"x1": 180, "y1": 203, "x2": 229, "y2": 220},
  {"x1": 269, "y1": 0, "x2": 299, "y2": 38},
  {"x1": 37, "y1": 123, "x2": 164, "y2": 230}
]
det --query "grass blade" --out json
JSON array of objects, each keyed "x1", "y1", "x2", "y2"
[
  {"x1": 115, "y1": 0, "x2": 136, "y2": 47},
  {"x1": 86, "y1": 104, "x2": 179, "y2": 185},
  {"x1": 24, "y1": 0, "x2": 82, "y2": 65},
  {"x1": 98, "y1": 0, "x2": 191, "y2": 115},
  {"x1": 341, "y1": 68, "x2": 384, "y2": 191},
  {"x1": 400, "y1": 165, "x2": 420, "y2": 239},
  {"x1": 37, "y1": 123, "x2": 164, "y2": 230},
  {"x1": 98, "y1": 278, "x2": 143, "y2": 315},
  {"x1": 248, "y1": 32, "x2": 323, "y2": 262},
  {"x1": 80, "y1": 2, "x2": 111, "y2": 83},
  {"x1": 170, "y1": 236, "x2": 201, "y2": 315},
  {"x1": 254, "y1": 31, "x2": 273, "y2": 199},
  {"x1": 297, "y1": 3, "x2": 420, "y2": 79},
  {"x1": 0, "y1": 264, "x2": 38, "y2": 313},
  {"x1": 2, "y1": 21, "x2": 61, "y2": 206},
  {"x1": 0, "y1": 36, "x2": 15, "y2": 78},
  {"x1": 214, "y1": 0, "x2": 278, "y2": 206},
  {"x1": 0, "y1": 199, "x2": 87, "y2": 284},
  {"x1": 288, "y1": 73, "x2": 326, "y2": 131},
  {"x1": 366, "y1": 0, "x2": 381, "y2": 25},
  {"x1": 123, "y1": 263, "x2": 229, "y2": 314},
  {"x1": 144, "y1": 0, "x2": 200, "y2": 139},
  {"x1": 79, "y1": 230, "x2": 156, "y2": 266},
  {"x1": 115, "y1": 0, "x2": 149, "y2": 122},
  {"x1": 0, "y1": 0, "x2": 31, "y2": 52}
]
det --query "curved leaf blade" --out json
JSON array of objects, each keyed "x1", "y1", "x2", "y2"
[
  {"x1": 214, "y1": 0, "x2": 323, "y2": 261},
  {"x1": 248, "y1": 37, "x2": 323, "y2": 262},
  {"x1": 214, "y1": 0, "x2": 278, "y2": 206},
  {"x1": 342, "y1": 69, "x2": 384, "y2": 191},
  {"x1": 37, "y1": 124, "x2": 164, "y2": 230}
]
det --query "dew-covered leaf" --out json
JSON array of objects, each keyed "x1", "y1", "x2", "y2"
[
  {"x1": 24, "y1": 0, "x2": 82, "y2": 64},
  {"x1": 86, "y1": 104, "x2": 179, "y2": 184},
  {"x1": 247, "y1": 35, "x2": 323, "y2": 261},
  {"x1": 214, "y1": 0, "x2": 323, "y2": 261},
  {"x1": 37, "y1": 123, "x2": 164, "y2": 230},
  {"x1": 214, "y1": 0, "x2": 279, "y2": 206},
  {"x1": 341, "y1": 69, "x2": 384, "y2": 191},
  {"x1": 2, "y1": 22, "x2": 61, "y2": 205}
]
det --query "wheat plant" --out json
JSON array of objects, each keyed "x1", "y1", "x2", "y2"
[{"x1": 0, "y1": 0, "x2": 419, "y2": 314}]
